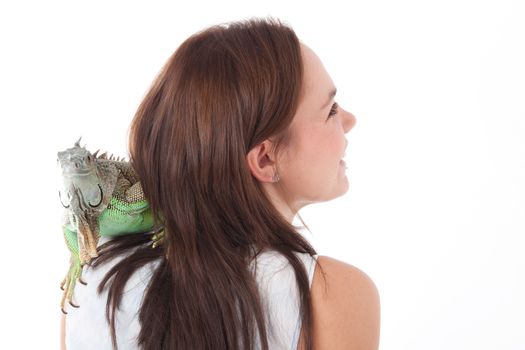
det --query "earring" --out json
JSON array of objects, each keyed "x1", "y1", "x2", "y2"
[{"x1": 273, "y1": 173, "x2": 280, "y2": 182}]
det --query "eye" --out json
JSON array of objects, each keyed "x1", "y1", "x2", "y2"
[{"x1": 328, "y1": 102, "x2": 339, "y2": 119}]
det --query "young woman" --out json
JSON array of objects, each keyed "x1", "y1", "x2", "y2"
[{"x1": 61, "y1": 16, "x2": 380, "y2": 350}]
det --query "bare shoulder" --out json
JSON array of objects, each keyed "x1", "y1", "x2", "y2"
[{"x1": 304, "y1": 255, "x2": 381, "y2": 350}]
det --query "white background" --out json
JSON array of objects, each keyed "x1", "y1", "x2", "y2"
[{"x1": 1, "y1": 0, "x2": 524, "y2": 349}]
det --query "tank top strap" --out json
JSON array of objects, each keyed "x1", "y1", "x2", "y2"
[{"x1": 249, "y1": 248, "x2": 318, "y2": 349}]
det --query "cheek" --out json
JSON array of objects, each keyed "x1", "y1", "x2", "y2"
[
  {"x1": 305, "y1": 132, "x2": 340, "y2": 160},
  {"x1": 288, "y1": 143, "x2": 331, "y2": 182},
  {"x1": 294, "y1": 133, "x2": 338, "y2": 170},
  {"x1": 281, "y1": 127, "x2": 340, "y2": 174}
]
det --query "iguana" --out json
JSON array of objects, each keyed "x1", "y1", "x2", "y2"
[{"x1": 57, "y1": 136, "x2": 165, "y2": 314}]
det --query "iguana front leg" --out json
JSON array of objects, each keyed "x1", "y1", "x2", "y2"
[
  {"x1": 60, "y1": 225, "x2": 87, "y2": 314},
  {"x1": 77, "y1": 218, "x2": 100, "y2": 265}
]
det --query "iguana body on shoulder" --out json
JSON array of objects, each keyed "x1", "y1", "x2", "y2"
[{"x1": 57, "y1": 137, "x2": 164, "y2": 314}]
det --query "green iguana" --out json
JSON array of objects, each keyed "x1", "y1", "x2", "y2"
[{"x1": 57, "y1": 136, "x2": 165, "y2": 314}]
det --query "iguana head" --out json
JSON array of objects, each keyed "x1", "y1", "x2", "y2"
[
  {"x1": 57, "y1": 136, "x2": 105, "y2": 210},
  {"x1": 57, "y1": 136, "x2": 96, "y2": 175}
]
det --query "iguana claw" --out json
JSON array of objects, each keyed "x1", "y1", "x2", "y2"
[{"x1": 151, "y1": 229, "x2": 166, "y2": 248}]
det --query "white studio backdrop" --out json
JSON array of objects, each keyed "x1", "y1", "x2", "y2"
[{"x1": 0, "y1": 0, "x2": 523, "y2": 349}]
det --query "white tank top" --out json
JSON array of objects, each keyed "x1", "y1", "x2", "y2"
[{"x1": 64, "y1": 236, "x2": 318, "y2": 350}]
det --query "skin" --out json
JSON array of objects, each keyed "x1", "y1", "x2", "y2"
[
  {"x1": 61, "y1": 313, "x2": 66, "y2": 350},
  {"x1": 246, "y1": 42, "x2": 357, "y2": 223}
]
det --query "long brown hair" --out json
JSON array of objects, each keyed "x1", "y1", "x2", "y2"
[{"x1": 91, "y1": 16, "x2": 325, "y2": 350}]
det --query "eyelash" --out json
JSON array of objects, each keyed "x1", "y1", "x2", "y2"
[{"x1": 328, "y1": 102, "x2": 339, "y2": 118}]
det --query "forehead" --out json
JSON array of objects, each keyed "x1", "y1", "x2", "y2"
[{"x1": 297, "y1": 43, "x2": 335, "y2": 112}]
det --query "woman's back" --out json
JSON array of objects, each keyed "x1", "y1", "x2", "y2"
[
  {"x1": 63, "y1": 237, "x2": 318, "y2": 349},
  {"x1": 62, "y1": 238, "x2": 380, "y2": 350}
]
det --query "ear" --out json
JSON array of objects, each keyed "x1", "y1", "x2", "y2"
[{"x1": 246, "y1": 140, "x2": 277, "y2": 183}]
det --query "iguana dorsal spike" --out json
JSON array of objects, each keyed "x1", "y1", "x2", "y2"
[
  {"x1": 99, "y1": 152, "x2": 107, "y2": 159},
  {"x1": 74, "y1": 136, "x2": 82, "y2": 148},
  {"x1": 93, "y1": 149, "x2": 100, "y2": 158}
]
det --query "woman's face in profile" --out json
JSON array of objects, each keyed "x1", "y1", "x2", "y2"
[{"x1": 277, "y1": 43, "x2": 357, "y2": 208}]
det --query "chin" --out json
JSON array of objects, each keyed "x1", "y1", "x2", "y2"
[
  {"x1": 338, "y1": 175, "x2": 350, "y2": 196},
  {"x1": 325, "y1": 180, "x2": 349, "y2": 202}
]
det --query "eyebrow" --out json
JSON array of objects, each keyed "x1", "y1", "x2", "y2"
[{"x1": 321, "y1": 88, "x2": 337, "y2": 110}]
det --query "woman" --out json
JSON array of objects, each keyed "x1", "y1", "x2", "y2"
[{"x1": 61, "y1": 16, "x2": 380, "y2": 350}]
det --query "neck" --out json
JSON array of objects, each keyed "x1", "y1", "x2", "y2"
[{"x1": 262, "y1": 183, "x2": 298, "y2": 224}]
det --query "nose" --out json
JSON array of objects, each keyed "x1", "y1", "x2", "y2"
[{"x1": 342, "y1": 109, "x2": 357, "y2": 133}]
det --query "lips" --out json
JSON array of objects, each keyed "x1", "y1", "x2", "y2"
[{"x1": 340, "y1": 145, "x2": 348, "y2": 170}]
